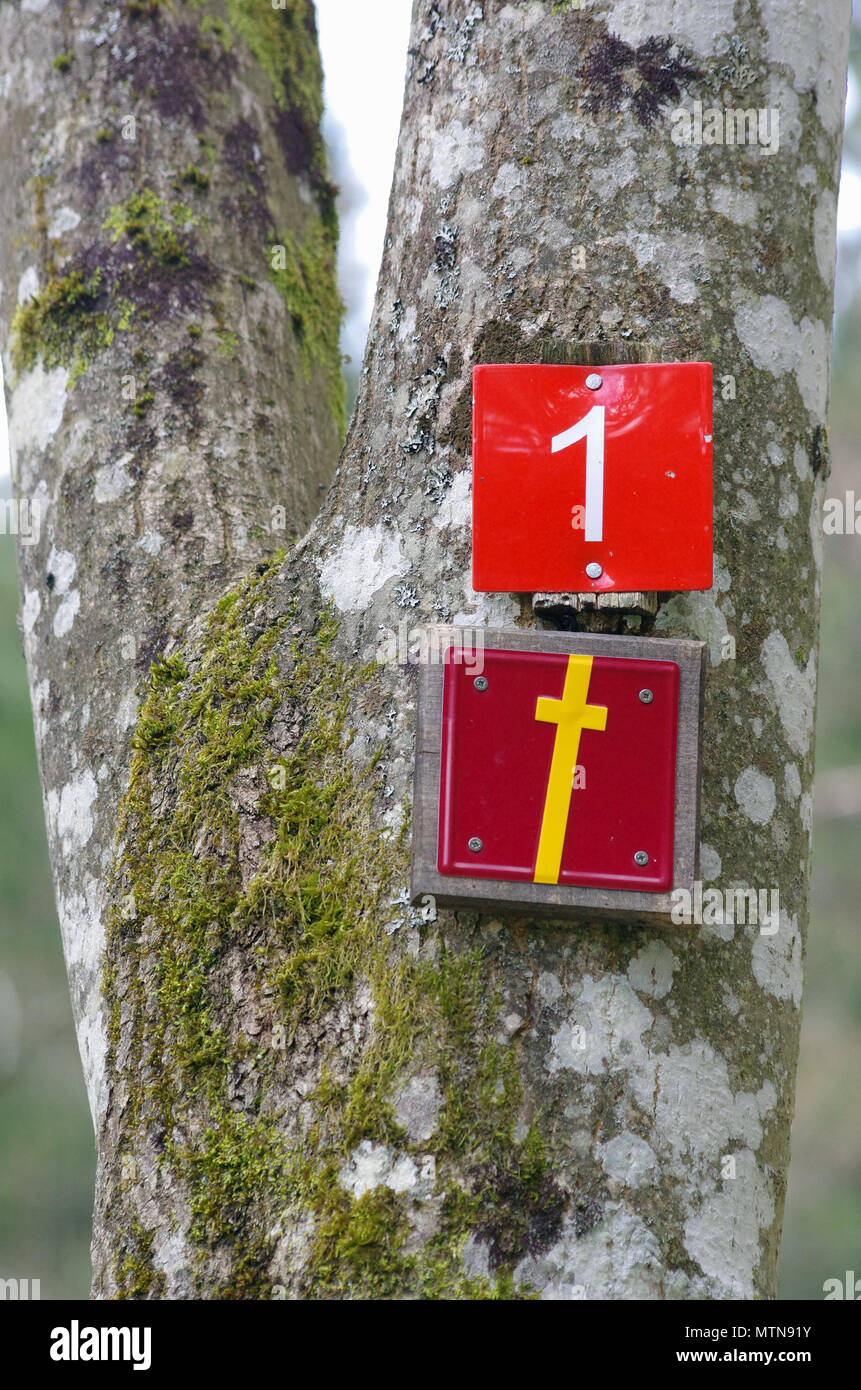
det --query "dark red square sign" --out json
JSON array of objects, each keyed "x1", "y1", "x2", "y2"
[
  {"x1": 438, "y1": 645, "x2": 679, "y2": 892},
  {"x1": 472, "y1": 362, "x2": 713, "y2": 593}
]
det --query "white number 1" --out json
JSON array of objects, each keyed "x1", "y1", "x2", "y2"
[{"x1": 551, "y1": 405, "x2": 605, "y2": 543}]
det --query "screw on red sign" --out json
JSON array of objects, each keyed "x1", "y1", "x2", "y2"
[
  {"x1": 437, "y1": 645, "x2": 679, "y2": 893},
  {"x1": 471, "y1": 362, "x2": 713, "y2": 594}
]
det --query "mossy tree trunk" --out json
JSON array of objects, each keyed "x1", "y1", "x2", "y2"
[
  {"x1": 4, "y1": 0, "x2": 851, "y2": 1299},
  {"x1": 0, "y1": 0, "x2": 343, "y2": 1124}
]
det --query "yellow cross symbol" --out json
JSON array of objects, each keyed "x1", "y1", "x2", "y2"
[{"x1": 533, "y1": 654, "x2": 607, "y2": 884}]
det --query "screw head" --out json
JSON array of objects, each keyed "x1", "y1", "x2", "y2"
[
  {"x1": 638, "y1": 688, "x2": 654, "y2": 704},
  {"x1": 468, "y1": 837, "x2": 483, "y2": 853},
  {"x1": 585, "y1": 561, "x2": 603, "y2": 580},
  {"x1": 634, "y1": 850, "x2": 649, "y2": 867},
  {"x1": 585, "y1": 373, "x2": 602, "y2": 390},
  {"x1": 474, "y1": 676, "x2": 488, "y2": 691}
]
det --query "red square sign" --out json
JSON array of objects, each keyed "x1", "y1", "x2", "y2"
[
  {"x1": 472, "y1": 362, "x2": 713, "y2": 593},
  {"x1": 438, "y1": 645, "x2": 679, "y2": 892}
]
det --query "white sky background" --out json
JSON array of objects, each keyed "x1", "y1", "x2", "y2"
[
  {"x1": 0, "y1": 9, "x2": 859, "y2": 478},
  {"x1": 315, "y1": 0, "x2": 412, "y2": 364}
]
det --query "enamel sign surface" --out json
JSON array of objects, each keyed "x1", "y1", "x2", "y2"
[
  {"x1": 472, "y1": 363, "x2": 713, "y2": 594},
  {"x1": 438, "y1": 646, "x2": 678, "y2": 893},
  {"x1": 411, "y1": 628, "x2": 705, "y2": 923}
]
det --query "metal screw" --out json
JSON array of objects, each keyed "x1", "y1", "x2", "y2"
[
  {"x1": 634, "y1": 850, "x2": 649, "y2": 866},
  {"x1": 585, "y1": 373, "x2": 602, "y2": 390},
  {"x1": 474, "y1": 676, "x2": 488, "y2": 691},
  {"x1": 585, "y1": 561, "x2": 603, "y2": 579},
  {"x1": 638, "y1": 689, "x2": 654, "y2": 704},
  {"x1": 468, "y1": 837, "x2": 483, "y2": 853}
]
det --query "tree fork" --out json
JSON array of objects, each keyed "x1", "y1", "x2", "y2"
[{"x1": 4, "y1": 0, "x2": 850, "y2": 1298}]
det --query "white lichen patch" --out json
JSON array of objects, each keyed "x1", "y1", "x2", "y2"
[
  {"x1": 813, "y1": 188, "x2": 838, "y2": 288},
  {"x1": 734, "y1": 766, "x2": 777, "y2": 825},
  {"x1": 21, "y1": 588, "x2": 41, "y2": 635},
  {"x1": 53, "y1": 589, "x2": 80, "y2": 638},
  {"x1": 94, "y1": 454, "x2": 135, "y2": 503},
  {"x1": 607, "y1": 0, "x2": 735, "y2": 54},
  {"x1": 17, "y1": 265, "x2": 39, "y2": 303},
  {"x1": 654, "y1": 588, "x2": 728, "y2": 667},
  {"x1": 783, "y1": 762, "x2": 801, "y2": 802},
  {"x1": 338, "y1": 1141, "x2": 434, "y2": 1199},
  {"x1": 393, "y1": 1072, "x2": 441, "y2": 1144},
  {"x1": 731, "y1": 488, "x2": 761, "y2": 524},
  {"x1": 733, "y1": 295, "x2": 828, "y2": 419},
  {"x1": 32, "y1": 678, "x2": 50, "y2": 745},
  {"x1": 47, "y1": 205, "x2": 81, "y2": 239},
  {"x1": 760, "y1": 630, "x2": 815, "y2": 758},
  {"x1": 151, "y1": 1229, "x2": 193, "y2": 1297},
  {"x1": 699, "y1": 842, "x2": 722, "y2": 882},
  {"x1": 625, "y1": 230, "x2": 707, "y2": 305},
  {"x1": 799, "y1": 789, "x2": 814, "y2": 835},
  {"x1": 536, "y1": 971, "x2": 563, "y2": 1004},
  {"x1": 137, "y1": 531, "x2": 164, "y2": 557},
  {"x1": 518, "y1": 1203, "x2": 664, "y2": 1300},
  {"x1": 548, "y1": 974, "x2": 653, "y2": 1076},
  {"x1": 751, "y1": 910, "x2": 803, "y2": 1007},
  {"x1": 627, "y1": 941, "x2": 679, "y2": 999},
  {"x1": 432, "y1": 468, "x2": 471, "y2": 530},
  {"x1": 793, "y1": 442, "x2": 811, "y2": 482},
  {"x1": 491, "y1": 161, "x2": 526, "y2": 205},
  {"x1": 318, "y1": 523, "x2": 409, "y2": 613},
  {"x1": 429, "y1": 118, "x2": 489, "y2": 189},
  {"x1": 115, "y1": 689, "x2": 139, "y2": 734},
  {"x1": 46, "y1": 768, "x2": 98, "y2": 857},
  {"x1": 590, "y1": 145, "x2": 638, "y2": 200},
  {"x1": 57, "y1": 873, "x2": 105, "y2": 975},
  {"x1": 76, "y1": 1004, "x2": 108, "y2": 1131},
  {"x1": 451, "y1": 576, "x2": 519, "y2": 629},
  {"x1": 710, "y1": 184, "x2": 759, "y2": 226},
  {"x1": 634, "y1": 1039, "x2": 768, "y2": 1173},
  {"x1": 46, "y1": 546, "x2": 76, "y2": 594},
  {"x1": 9, "y1": 362, "x2": 68, "y2": 461},
  {"x1": 539, "y1": 954, "x2": 782, "y2": 1296},
  {"x1": 598, "y1": 1131, "x2": 659, "y2": 1189},
  {"x1": 760, "y1": 0, "x2": 850, "y2": 135},
  {"x1": 683, "y1": 1148, "x2": 775, "y2": 1297}
]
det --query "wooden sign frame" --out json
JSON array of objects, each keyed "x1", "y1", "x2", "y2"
[{"x1": 411, "y1": 627, "x2": 706, "y2": 925}]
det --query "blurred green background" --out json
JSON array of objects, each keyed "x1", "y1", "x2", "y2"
[
  {"x1": 0, "y1": 531, "x2": 95, "y2": 1297},
  {"x1": 1, "y1": 13, "x2": 860, "y2": 1301}
]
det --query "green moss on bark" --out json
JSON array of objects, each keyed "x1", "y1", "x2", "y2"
[
  {"x1": 114, "y1": 1219, "x2": 166, "y2": 1300},
  {"x1": 103, "y1": 188, "x2": 198, "y2": 266},
  {"x1": 10, "y1": 180, "x2": 211, "y2": 388},
  {"x1": 188, "y1": 1, "x2": 334, "y2": 207},
  {"x1": 10, "y1": 267, "x2": 134, "y2": 386},
  {"x1": 268, "y1": 221, "x2": 345, "y2": 436},
  {"x1": 103, "y1": 560, "x2": 559, "y2": 1298},
  {"x1": 222, "y1": 0, "x2": 321, "y2": 119}
]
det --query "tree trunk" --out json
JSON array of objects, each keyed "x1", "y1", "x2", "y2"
[
  {"x1": 4, "y1": 0, "x2": 850, "y2": 1299},
  {"x1": 0, "y1": 0, "x2": 343, "y2": 1126}
]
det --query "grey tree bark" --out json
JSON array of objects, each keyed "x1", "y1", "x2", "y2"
[
  {"x1": 3, "y1": 0, "x2": 851, "y2": 1299},
  {"x1": 0, "y1": 0, "x2": 343, "y2": 1125}
]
